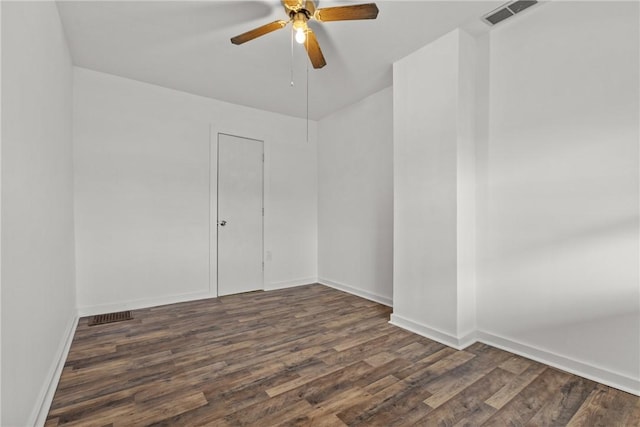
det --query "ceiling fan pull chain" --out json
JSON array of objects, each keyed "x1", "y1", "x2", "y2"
[
  {"x1": 306, "y1": 60, "x2": 309, "y2": 142},
  {"x1": 290, "y1": 25, "x2": 295, "y2": 86}
]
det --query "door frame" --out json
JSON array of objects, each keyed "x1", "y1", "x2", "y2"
[{"x1": 209, "y1": 128, "x2": 265, "y2": 297}]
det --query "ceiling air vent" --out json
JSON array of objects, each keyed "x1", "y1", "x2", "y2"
[{"x1": 483, "y1": 0, "x2": 538, "y2": 26}]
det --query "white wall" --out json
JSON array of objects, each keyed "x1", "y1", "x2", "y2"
[
  {"x1": 317, "y1": 87, "x2": 394, "y2": 306},
  {"x1": 393, "y1": 31, "x2": 459, "y2": 337},
  {"x1": 0, "y1": 3, "x2": 4, "y2": 423},
  {"x1": 391, "y1": 29, "x2": 477, "y2": 348},
  {"x1": 1, "y1": 2, "x2": 77, "y2": 425},
  {"x1": 477, "y1": 1, "x2": 639, "y2": 393},
  {"x1": 73, "y1": 68, "x2": 317, "y2": 314},
  {"x1": 455, "y1": 29, "x2": 477, "y2": 339}
]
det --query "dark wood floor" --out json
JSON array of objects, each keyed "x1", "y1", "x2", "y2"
[{"x1": 47, "y1": 284, "x2": 639, "y2": 426}]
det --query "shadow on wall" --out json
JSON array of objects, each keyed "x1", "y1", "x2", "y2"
[{"x1": 480, "y1": 215, "x2": 639, "y2": 380}]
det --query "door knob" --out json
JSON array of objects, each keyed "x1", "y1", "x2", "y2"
[{"x1": 219, "y1": 220, "x2": 227, "y2": 227}]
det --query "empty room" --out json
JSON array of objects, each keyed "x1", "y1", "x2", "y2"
[{"x1": 1, "y1": 0, "x2": 639, "y2": 425}]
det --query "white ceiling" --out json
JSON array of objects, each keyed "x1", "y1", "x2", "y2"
[{"x1": 57, "y1": 1, "x2": 501, "y2": 120}]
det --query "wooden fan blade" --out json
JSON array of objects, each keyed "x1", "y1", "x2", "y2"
[
  {"x1": 304, "y1": 0, "x2": 317, "y2": 15},
  {"x1": 230, "y1": 20, "x2": 288, "y2": 45},
  {"x1": 314, "y1": 3, "x2": 378, "y2": 22},
  {"x1": 282, "y1": 0, "x2": 302, "y2": 13},
  {"x1": 304, "y1": 29, "x2": 326, "y2": 69}
]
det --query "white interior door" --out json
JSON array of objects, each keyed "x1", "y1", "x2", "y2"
[{"x1": 217, "y1": 133, "x2": 264, "y2": 296}]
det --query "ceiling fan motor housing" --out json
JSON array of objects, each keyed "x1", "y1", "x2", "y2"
[
  {"x1": 292, "y1": 11, "x2": 310, "y2": 31},
  {"x1": 291, "y1": 9, "x2": 311, "y2": 20}
]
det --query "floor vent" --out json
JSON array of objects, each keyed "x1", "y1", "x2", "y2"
[
  {"x1": 483, "y1": 0, "x2": 538, "y2": 26},
  {"x1": 88, "y1": 311, "x2": 133, "y2": 326}
]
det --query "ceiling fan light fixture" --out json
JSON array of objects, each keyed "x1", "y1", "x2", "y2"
[
  {"x1": 292, "y1": 12, "x2": 308, "y2": 44},
  {"x1": 295, "y1": 27, "x2": 306, "y2": 44}
]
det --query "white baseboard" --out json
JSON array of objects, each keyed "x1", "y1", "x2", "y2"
[
  {"x1": 77, "y1": 291, "x2": 213, "y2": 317},
  {"x1": 30, "y1": 313, "x2": 78, "y2": 427},
  {"x1": 389, "y1": 313, "x2": 473, "y2": 350},
  {"x1": 264, "y1": 277, "x2": 317, "y2": 291},
  {"x1": 318, "y1": 277, "x2": 393, "y2": 307},
  {"x1": 476, "y1": 331, "x2": 640, "y2": 396},
  {"x1": 385, "y1": 313, "x2": 639, "y2": 396}
]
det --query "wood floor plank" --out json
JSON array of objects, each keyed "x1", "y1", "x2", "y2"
[
  {"x1": 364, "y1": 351, "x2": 397, "y2": 367},
  {"x1": 418, "y1": 367, "x2": 514, "y2": 426},
  {"x1": 423, "y1": 345, "x2": 512, "y2": 408},
  {"x1": 124, "y1": 391, "x2": 208, "y2": 426},
  {"x1": 224, "y1": 390, "x2": 312, "y2": 426},
  {"x1": 567, "y1": 383, "x2": 639, "y2": 427},
  {"x1": 499, "y1": 355, "x2": 533, "y2": 375},
  {"x1": 335, "y1": 378, "x2": 408, "y2": 425},
  {"x1": 483, "y1": 368, "x2": 574, "y2": 426},
  {"x1": 363, "y1": 374, "x2": 400, "y2": 395},
  {"x1": 280, "y1": 387, "x2": 369, "y2": 425},
  {"x1": 484, "y1": 361, "x2": 547, "y2": 409},
  {"x1": 43, "y1": 417, "x2": 60, "y2": 427},
  {"x1": 46, "y1": 284, "x2": 639, "y2": 426},
  {"x1": 622, "y1": 396, "x2": 640, "y2": 426},
  {"x1": 393, "y1": 347, "x2": 457, "y2": 380},
  {"x1": 400, "y1": 350, "x2": 476, "y2": 386},
  {"x1": 48, "y1": 388, "x2": 136, "y2": 419},
  {"x1": 265, "y1": 363, "x2": 346, "y2": 398},
  {"x1": 351, "y1": 387, "x2": 431, "y2": 426},
  {"x1": 352, "y1": 358, "x2": 413, "y2": 390},
  {"x1": 526, "y1": 375, "x2": 598, "y2": 426}
]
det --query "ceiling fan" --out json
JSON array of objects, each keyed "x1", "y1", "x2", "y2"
[{"x1": 231, "y1": 0, "x2": 379, "y2": 69}]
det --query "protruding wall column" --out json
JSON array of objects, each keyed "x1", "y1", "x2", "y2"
[{"x1": 391, "y1": 28, "x2": 477, "y2": 349}]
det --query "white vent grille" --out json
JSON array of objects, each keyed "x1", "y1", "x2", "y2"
[{"x1": 483, "y1": 0, "x2": 538, "y2": 26}]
